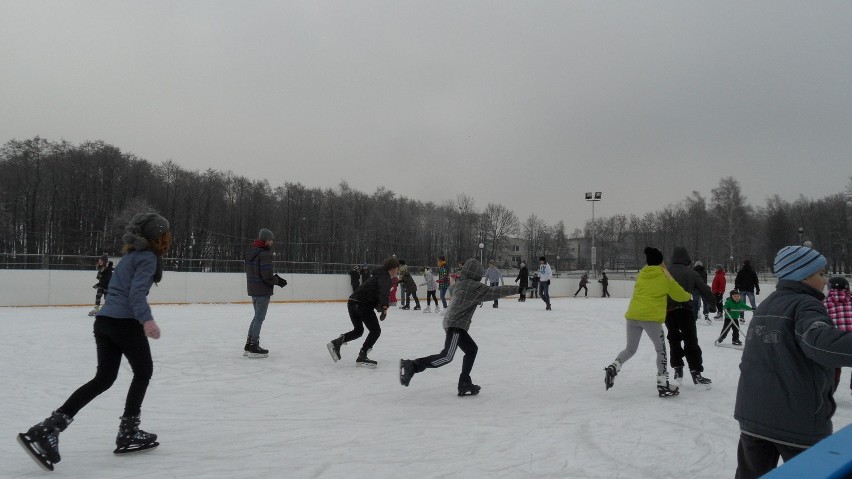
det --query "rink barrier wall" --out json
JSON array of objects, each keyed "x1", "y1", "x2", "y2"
[
  {"x1": 0, "y1": 269, "x2": 776, "y2": 307},
  {"x1": 762, "y1": 423, "x2": 852, "y2": 479}
]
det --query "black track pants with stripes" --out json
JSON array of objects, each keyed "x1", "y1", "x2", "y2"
[{"x1": 411, "y1": 327, "x2": 478, "y2": 385}]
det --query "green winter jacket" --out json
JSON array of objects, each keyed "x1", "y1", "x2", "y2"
[{"x1": 624, "y1": 265, "x2": 691, "y2": 323}]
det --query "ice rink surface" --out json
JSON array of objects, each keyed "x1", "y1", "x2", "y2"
[{"x1": 3, "y1": 298, "x2": 851, "y2": 478}]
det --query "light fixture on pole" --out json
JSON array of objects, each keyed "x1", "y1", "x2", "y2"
[
  {"x1": 585, "y1": 192, "x2": 602, "y2": 277},
  {"x1": 478, "y1": 243, "x2": 484, "y2": 264},
  {"x1": 798, "y1": 227, "x2": 804, "y2": 246}
]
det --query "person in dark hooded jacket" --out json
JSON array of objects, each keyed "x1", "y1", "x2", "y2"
[
  {"x1": 665, "y1": 247, "x2": 716, "y2": 387},
  {"x1": 734, "y1": 260, "x2": 760, "y2": 313},
  {"x1": 692, "y1": 261, "x2": 709, "y2": 321},
  {"x1": 244, "y1": 228, "x2": 287, "y2": 358},
  {"x1": 399, "y1": 259, "x2": 517, "y2": 396}
]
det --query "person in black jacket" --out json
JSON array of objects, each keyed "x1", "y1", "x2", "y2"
[
  {"x1": 692, "y1": 261, "x2": 709, "y2": 321},
  {"x1": 734, "y1": 260, "x2": 760, "y2": 313},
  {"x1": 244, "y1": 228, "x2": 286, "y2": 358},
  {"x1": 598, "y1": 271, "x2": 610, "y2": 298},
  {"x1": 89, "y1": 256, "x2": 114, "y2": 316},
  {"x1": 665, "y1": 247, "x2": 717, "y2": 387},
  {"x1": 327, "y1": 257, "x2": 400, "y2": 368},
  {"x1": 348, "y1": 265, "x2": 361, "y2": 293},
  {"x1": 514, "y1": 262, "x2": 529, "y2": 301}
]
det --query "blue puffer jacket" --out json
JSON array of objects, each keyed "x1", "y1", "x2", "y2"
[
  {"x1": 735, "y1": 280, "x2": 852, "y2": 447},
  {"x1": 98, "y1": 250, "x2": 158, "y2": 323}
]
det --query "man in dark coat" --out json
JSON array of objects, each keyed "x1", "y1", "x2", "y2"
[
  {"x1": 665, "y1": 247, "x2": 717, "y2": 387},
  {"x1": 735, "y1": 260, "x2": 761, "y2": 312},
  {"x1": 514, "y1": 262, "x2": 529, "y2": 301},
  {"x1": 348, "y1": 265, "x2": 361, "y2": 293},
  {"x1": 244, "y1": 228, "x2": 286, "y2": 357}
]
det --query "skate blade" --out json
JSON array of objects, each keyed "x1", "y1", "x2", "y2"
[
  {"x1": 457, "y1": 390, "x2": 480, "y2": 396},
  {"x1": 114, "y1": 441, "x2": 159, "y2": 454},
  {"x1": 17, "y1": 433, "x2": 55, "y2": 471},
  {"x1": 326, "y1": 343, "x2": 340, "y2": 362},
  {"x1": 356, "y1": 362, "x2": 377, "y2": 369},
  {"x1": 243, "y1": 352, "x2": 269, "y2": 358}
]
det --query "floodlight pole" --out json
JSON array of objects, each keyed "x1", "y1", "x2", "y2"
[{"x1": 585, "y1": 192, "x2": 602, "y2": 277}]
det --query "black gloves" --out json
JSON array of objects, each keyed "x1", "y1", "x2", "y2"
[
  {"x1": 379, "y1": 308, "x2": 388, "y2": 321},
  {"x1": 274, "y1": 274, "x2": 287, "y2": 288}
]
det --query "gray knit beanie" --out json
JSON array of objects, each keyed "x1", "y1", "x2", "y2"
[{"x1": 258, "y1": 228, "x2": 274, "y2": 241}]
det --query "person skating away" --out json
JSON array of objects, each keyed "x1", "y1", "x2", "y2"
[
  {"x1": 529, "y1": 272, "x2": 539, "y2": 299},
  {"x1": 664, "y1": 246, "x2": 717, "y2": 388},
  {"x1": 348, "y1": 265, "x2": 361, "y2": 293},
  {"x1": 484, "y1": 260, "x2": 504, "y2": 308},
  {"x1": 574, "y1": 272, "x2": 589, "y2": 297},
  {"x1": 399, "y1": 258, "x2": 518, "y2": 396},
  {"x1": 327, "y1": 257, "x2": 400, "y2": 368},
  {"x1": 399, "y1": 263, "x2": 420, "y2": 310},
  {"x1": 89, "y1": 255, "x2": 114, "y2": 316},
  {"x1": 598, "y1": 271, "x2": 610, "y2": 297},
  {"x1": 734, "y1": 245, "x2": 852, "y2": 478},
  {"x1": 717, "y1": 289, "x2": 751, "y2": 346},
  {"x1": 692, "y1": 261, "x2": 711, "y2": 322},
  {"x1": 824, "y1": 277, "x2": 852, "y2": 395},
  {"x1": 603, "y1": 247, "x2": 692, "y2": 398},
  {"x1": 515, "y1": 262, "x2": 529, "y2": 302},
  {"x1": 734, "y1": 259, "x2": 760, "y2": 314},
  {"x1": 18, "y1": 213, "x2": 171, "y2": 471},
  {"x1": 389, "y1": 274, "x2": 399, "y2": 307},
  {"x1": 420, "y1": 267, "x2": 439, "y2": 313},
  {"x1": 711, "y1": 264, "x2": 726, "y2": 319},
  {"x1": 244, "y1": 228, "x2": 287, "y2": 358},
  {"x1": 538, "y1": 257, "x2": 553, "y2": 310}
]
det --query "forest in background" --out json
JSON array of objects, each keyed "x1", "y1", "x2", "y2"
[{"x1": 1, "y1": 137, "x2": 850, "y2": 274}]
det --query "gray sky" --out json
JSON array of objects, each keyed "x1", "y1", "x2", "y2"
[{"x1": 3, "y1": 1, "x2": 851, "y2": 233}]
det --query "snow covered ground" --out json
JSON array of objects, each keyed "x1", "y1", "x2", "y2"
[{"x1": 3, "y1": 298, "x2": 851, "y2": 478}]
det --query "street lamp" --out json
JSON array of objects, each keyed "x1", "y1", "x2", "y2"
[
  {"x1": 798, "y1": 227, "x2": 804, "y2": 246},
  {"x1": 478, "y1": 243, "x2": 484, "y2": 264},
  {"x1": 556, "y1": 255, "x2": 560, "y2": 277},
  {"x1": 585, "y1": 192, "x2": 602, "y2": 277}
]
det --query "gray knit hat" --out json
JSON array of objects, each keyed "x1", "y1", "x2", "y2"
[
  {"x1": 258, "y1": 228, "x2": 274, "y2": 241},
  {"x1": 123, "y1": 213, "x2": 170, "y2": 250},
  {"x1": 773, "y1": 245, "x2": 826, "y2": 281}
]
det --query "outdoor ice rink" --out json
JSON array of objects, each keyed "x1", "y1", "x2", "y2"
[{"x1": 3, "y1": 298, "x2": 851, "y2": 478}]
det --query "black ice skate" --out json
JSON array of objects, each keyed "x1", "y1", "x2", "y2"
[
  {"x1": 17, "y1": 411, "x2": 73, "y2": 471},
  {"x1": 114, "y1": 416, "x2": 159, "y2": 454},
  {"x1": 399, "y1": 359, "x2": 415, "y2": 387},
  {"x1": 690, "y1": 370, "x2": 712, "y2": 390},
  {"x1": 604, "y1": 365, "x2": 618, "y2": 390},
  {"x1": 327, "y1": 334, "x2": 344, "y2": 362},
  {"x1": 657, "y1": 376, "x2": 679, "y2": 397},
  {"x1": 458, "y1": 383, "x2": 481, "y2": 396},
  {"x1": 673, "y1": 367, "x2": 684, "y2": 386},
  {"x1": 243, "y1": 337, "x2": 269, "y2": 358},
  {"x1": 356, "y1": 348, "x2": 377, "y2": 368}
]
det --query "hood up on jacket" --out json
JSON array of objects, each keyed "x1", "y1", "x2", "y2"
[
  {"x1": 460, "y1": 258, "x2": 484, "y2": 282},
  {"x1": 671, "y1": 246, "x2": 692, "y2": 266}
]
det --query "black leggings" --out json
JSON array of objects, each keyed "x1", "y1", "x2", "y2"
[
  {"x1": 411, "y1": 328, "x2": 478, "y2": 385},
  {"x1": 343, "y1": 301, "x2": 381, "y2": 351},
  {"x1": 425, "y1": 290, "x2": 438, "y2": 306},
  {"x1": 59, "y1": 316, "x2": 153, "y2": 418}
]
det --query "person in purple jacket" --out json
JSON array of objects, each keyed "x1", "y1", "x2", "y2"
[{"x1": 18, "y1": 213, "x2": 171, "y2": 471}]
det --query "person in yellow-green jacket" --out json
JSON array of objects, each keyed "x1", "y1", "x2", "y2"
[{"x1": 604, "y1": 247, "x2": 692, "y2": 397}]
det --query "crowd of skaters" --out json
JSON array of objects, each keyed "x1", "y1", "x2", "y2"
[{"x1": 16, "y1": 218, "x2": 852, "y2": 478}]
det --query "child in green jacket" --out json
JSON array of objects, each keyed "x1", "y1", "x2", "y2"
[
  {"x1": 604, "y1": 247, "x2": 692, "y2": 397},
  {"x1": 718, "y1": 289, "x2": 752, "y2": 346}
]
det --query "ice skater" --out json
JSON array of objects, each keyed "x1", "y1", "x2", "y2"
[
  {"x1": 421, "y1": 267, "x2": 439, "y2": 313},
  {"x1": 18, "y1": 213, "x2": 171, "y2": 471},
  {"x1": 327, "y1": 257, "x2": 399, "y2": 368},
  {"x1": 717, "y1": 289, "x2": 751, "y2": 346},
  {"x1": 243, "y1": 228, "x2": 287, "y2": 358},
  {"x1": 603, "y1": 247, "x2": 692, "y2": 397},
  {"x1": 89, "y1": 255, "x2": 113, "y2": 316},
  {"x1": 399, "y1": 258, "x2": 517, "y2": 396}
]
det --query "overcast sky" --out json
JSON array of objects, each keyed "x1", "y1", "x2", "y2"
[{"x1": 3, "y1": 1, "x2": 851, "y2": 233}]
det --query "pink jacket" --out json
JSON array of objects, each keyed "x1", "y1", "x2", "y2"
[{"x1": 824, "y1": 288, "x2": 852, "y2": 331}]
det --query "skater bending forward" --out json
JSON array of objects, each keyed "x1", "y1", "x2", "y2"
[
  {"x1": 18, "y1": 213, "x2": 170, "y2": 471},
  {"x1": 327, "y1": 257, "x2": 400, "y2": 368},
  {"x1": 399, "y1": 258, "x2": 517, "y2": 396},
  {"x1": 603, "y1": 247, "x2": 692, "y2": 397}
]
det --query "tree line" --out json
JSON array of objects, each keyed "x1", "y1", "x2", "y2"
[{"x1": 1, "y1": 137, "x2": 850, "y2": 274}]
